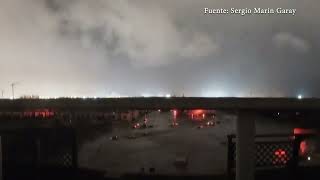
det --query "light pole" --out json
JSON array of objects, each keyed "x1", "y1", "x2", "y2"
[{"x1": 11, "y1": 82, "x2": 19, "y2": 100}]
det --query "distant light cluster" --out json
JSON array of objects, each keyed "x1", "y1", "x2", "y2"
[
  {"x1": 1, "y1": 92, "x2": 308, "y2": 100},
  {"x1": 34, "y1": 94, "x2": 174, "y2": 99}
]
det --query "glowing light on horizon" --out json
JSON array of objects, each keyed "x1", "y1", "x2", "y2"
[
  {"x1": 202, "y1": 90, "x2": 230, "y2": 97},
  {"x1": 141, "y1": 93, "x2": 152, "y2": 97}
]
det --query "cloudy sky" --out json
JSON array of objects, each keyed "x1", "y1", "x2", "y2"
[{"x1": 0, "y1": 0, "x2": 319, "y2": 98}]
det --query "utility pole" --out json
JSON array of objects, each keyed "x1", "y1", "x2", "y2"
[
  {"x1": 1, "y1": 90, "x2": 3, "y2": 98},
  {"x1": 11, "y1": 82, "x2": 19, "y2": 100}
]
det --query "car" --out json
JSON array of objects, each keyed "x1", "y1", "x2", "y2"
[
  {"x1": 174, "y1": 155, "x2": 188, "y2": 168},
  {"x1": 110, "y1": 136, "x2": 119, "y2": 141},
  {"x1": 132, "y1": 123, "x2": 141, "y2": 129},
  {"x1": 141, "y1": 123, "x2": 147, "y2": 129},
  {"x1": 170, "y1": 122, "x2": 179, "y2": 127},
  {"x1": 127, "y1": 134, "x2": 137, "y2": 139},
  {"x1": 206, "y1": 121, "x2": 215, "y2": 126},
  {"x1": 197, "y1": 125, "x2": 204, "y2": 129},
  {"x1": 142, "y1": 132, "x2": 150, "y2": 136}
]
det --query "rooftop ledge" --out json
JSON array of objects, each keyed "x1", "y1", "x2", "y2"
[{"x1": 1, "y1": 97, "x2": 320, "y2": 111}]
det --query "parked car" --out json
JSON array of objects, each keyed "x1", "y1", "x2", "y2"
[
  {"x1": 206, "y1": 121, "x2": 215, "y2": 126},
  {"x1": 110, "y1": 135, "x2": 119, "y2": 141},
  {"x1": 127, "y1": 134, "x2": 137, "y2": 139},
  {"x1": 170, "y1": 122, "x2": 179, "y2": 127}
]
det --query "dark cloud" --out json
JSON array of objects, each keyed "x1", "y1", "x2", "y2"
[{"x1": 0, "y1": 0, "x2": 319, "y2": 98}]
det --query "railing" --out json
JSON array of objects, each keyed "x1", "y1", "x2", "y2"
[
  {"x1": 0, "y1": 128, "x2": 77, "y2": 180},
  {"x1": 227, "y1": 134, "x2": 306, "y2": 175}
]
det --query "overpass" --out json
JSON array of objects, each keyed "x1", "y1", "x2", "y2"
[
  {"x1": 1, "y1": 97, "x2": 320, "y2": 180},
  {"x1": 0, "y1": 97, "x2": 320, "y2": 111}
]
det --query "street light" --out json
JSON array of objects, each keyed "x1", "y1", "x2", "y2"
[{"x1": 11, "y1": 82, "x2": 20, "y2": 100}]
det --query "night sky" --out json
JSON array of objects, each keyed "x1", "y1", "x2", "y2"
[{"x1": 0, "y1": 0, "x2": 319, "y2": 98}]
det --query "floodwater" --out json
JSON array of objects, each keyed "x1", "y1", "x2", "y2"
[{"x1": 78, "y1": 111, "x2": 294, "y2": 177}]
